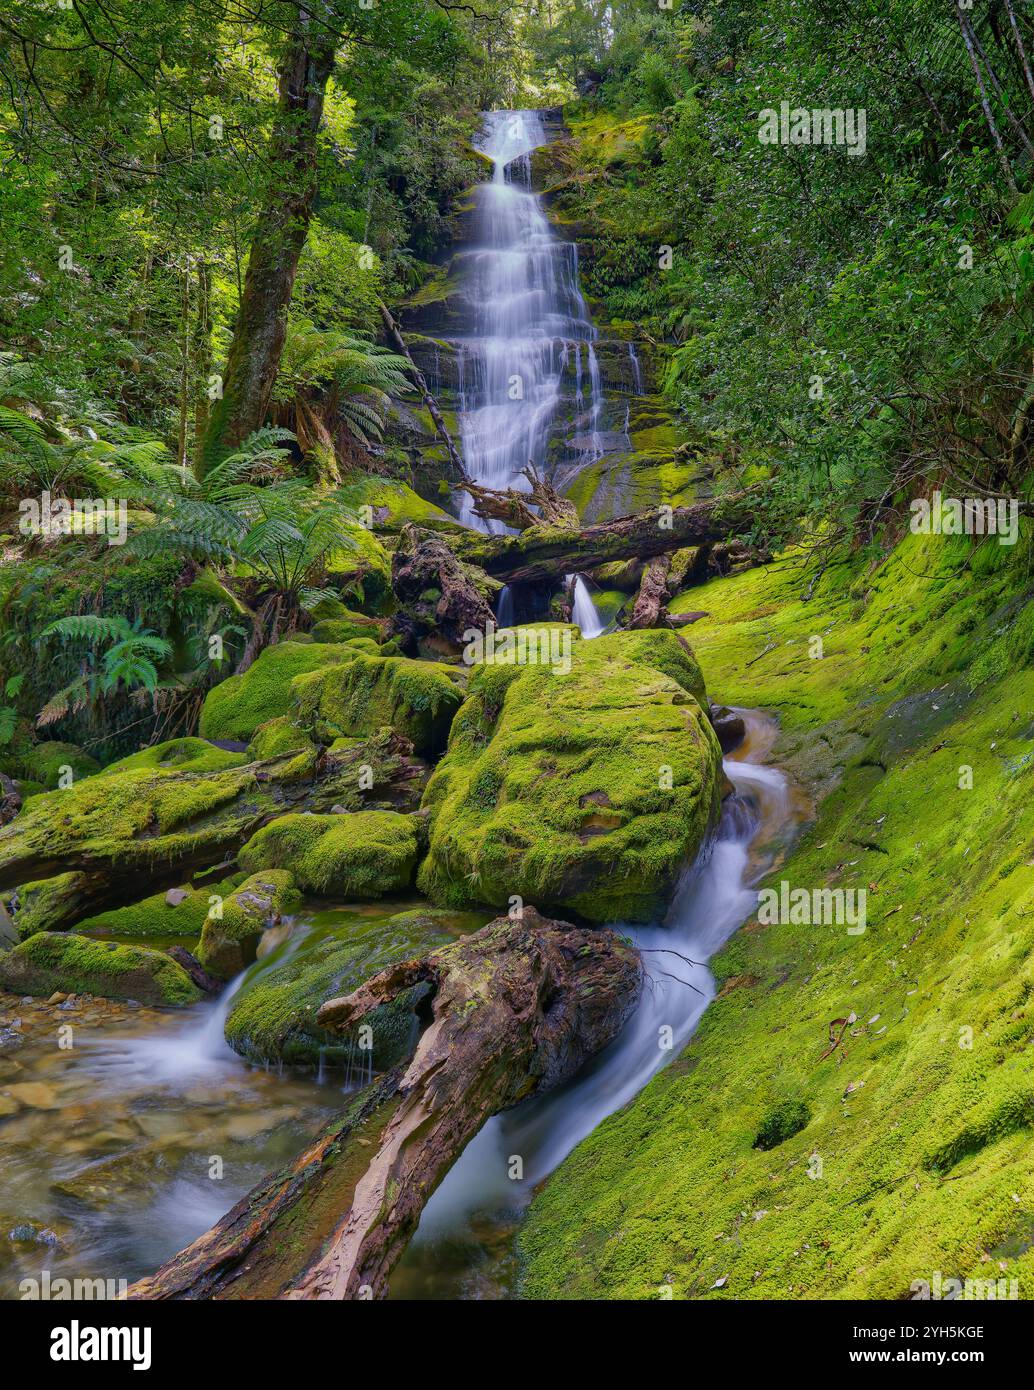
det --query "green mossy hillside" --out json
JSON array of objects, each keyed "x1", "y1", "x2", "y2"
[
  {"x1": 0, "y1": 931, "x2": 201, "y2": 1006},
  {"x1": 198, "y1": 641, "x2": 357, "y2": 743},
  {"x1": 238, "y1": 810, "x2": 422, "y2": 899},
  {"x1": 519, "y1": 530, "x2": 1034, "y2": 1300},
  {"x1": 417, "y1": 627, "x2": 721, "y2": 922}
]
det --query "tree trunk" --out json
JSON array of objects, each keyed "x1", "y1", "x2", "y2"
[
  {"x1": 128, "y1": 909, "x2": 642, "y2": 1300},
  {"x1": 200, "y1": 14, "x2": 337, "y2": 474},
  {"x1": 629, "y1": 556, "x2": 672, "y2": 629}
]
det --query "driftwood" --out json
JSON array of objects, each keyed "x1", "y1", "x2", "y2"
[
  {"x1": 451, "y1": 489, "x2": 761, "y2": 584},
  {"x1": 378, "y1": 300, "x2": 467, "y2": 480},
  {"x1": 455, "y1": 465, "x2": 580, "y2": 531},
  {"x1": 629, "y1": 556, "x2": 672, "y2": 629},
  {"x1": 128, "y1": 908, "x2": 642, "y2": 1300}
]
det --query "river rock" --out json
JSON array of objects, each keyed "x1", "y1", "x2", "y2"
[{"x1": 0, "y1": 933, "x2": 202, "y2": 1007}]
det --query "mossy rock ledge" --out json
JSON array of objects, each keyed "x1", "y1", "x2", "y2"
[
  {"x1": 0, "y1": 932, "x2": 201, "y2": 1006},
  {"x1": 196, "y1": 870, "x2": 300, "y2": 979},
  {"x1": 417, "y1": 627, "x2": 722, "y2": 922}
]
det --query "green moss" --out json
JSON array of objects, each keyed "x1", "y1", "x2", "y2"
[
  {"x1": 16, "y1": 741, "x2": 99, "y2": 789},
  {"x1": 753, "y1": 1098, "x2": 812, "y2": 1151},
  {"x1": 198, "y1": 641, "x2": 356, "y2": 743},
  {"x1": 292, "y1": 652, "x2": 465, "y2": 756},
  {"x1": 334, "y1": 474, "x2": 458, "y2": 531},
  {"x1": 417, "y1": 628, "x2": 721, "y2": 922},
  {"x1": 196, "y1": 870, "x2": 299, "y2": 979},
  {"x1": 222, "y1": 906, "x2": 454, "y2": 1070},
  {"x1": 246, "y1": 716, "x2": 317, "y2": 764},
  {"x1": 98, "y1": 737, "x2": 248, "y2": 777},
  {"x1": 238, "y1": 810, "x2": 422, "y2": 899},
  {"x1": 76, "y1": 876, "x2": 243, "y2": 942},
  {"x1": 0, "y1": 931, "x2": 201, "y2": 1005},
  {"x1": 519, "y1": 528, "x2": 1034, "y2": 1301}
]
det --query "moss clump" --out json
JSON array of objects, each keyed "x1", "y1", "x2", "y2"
[
  {"x1": 196, "y1": 870, "x2": 299, "y2": 979},
  {"x1": 76, "y1": 876, "x2": 243, "y2": 942},
  {"x1": 98, "y1": 737, "x2": 248, "y2": 777},
  {"x1": 753, "y1": 1099, "x2": 812, "y2": 1150},
  {"x1": 417, "y1": 627, "x2": 721, "y2": 922},
  {"x1": 198, "y1": 641, "x2": 356, "y2": 743},
  {"x1": 16, "y1": 741, "x2": 99, "y2": 789},
  {"x1": 222, "y1": 907, "x2": 452, "y2": 1069},
  {"x1": 246, "y1": 716, "x2": 318, "y2": 764},
  {"x1": 3, "y1": 872, "x2": 95, "y2": 939},
  {"x1": 0, "y1": 931, "x2": 201, "y2": 1005},
  {"x1": 292, "y1": 653, "x2": 465, "y2": 756},
  {"x1": 238, "y1": 810, "x2": 422, "y2": 899}
]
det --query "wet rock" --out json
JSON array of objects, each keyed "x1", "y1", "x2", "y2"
[{"x1": 709, "y1": 704, "x2": 747, "y2": 753}]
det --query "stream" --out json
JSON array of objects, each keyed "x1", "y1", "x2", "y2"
[{"x1": 0, "y1": 109, "x2": 804, "y2": 1302}]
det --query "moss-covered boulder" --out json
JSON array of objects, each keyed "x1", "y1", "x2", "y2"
[
  {"x1": 73, "y1": 876, "x2": 242, "y2": 941},
  {"x1": 417, "y1": 628, "x2": 721, "y2": 922},
  {"x1": 0, "y1": 932, "x2": 201, "y2": 1005},
  {"x1": 238, "y1": 810, "x2": 422, "y2": 899},
  {"x1": 198, "y1": 641, "x2": 356, "y2": 743},
  {"x1": 222, "y1": 908, "x2": 454, "y2": 1069},
  {"x1": 291, "y1": 653, "x2": 465, "y2": 756},
  {"x1": 196, "y1": 870, "x2": 299, "y2": 979}
]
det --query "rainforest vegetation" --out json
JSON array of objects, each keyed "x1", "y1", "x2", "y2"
[{"x1": 0, "y1": 0, "x2": 1033, "y2": 1307}]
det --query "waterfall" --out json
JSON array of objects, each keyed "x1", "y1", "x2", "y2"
[
  {"x1": 569, "y1": 574, "x2": 605, "y2": 638},
  {"x1": 452, "y1": 110, "x2": 605, "y2": 543}
]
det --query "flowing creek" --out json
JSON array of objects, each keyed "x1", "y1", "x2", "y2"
[{"x1": 0, "y1": 109, "x2": 805, "y2": 1300}]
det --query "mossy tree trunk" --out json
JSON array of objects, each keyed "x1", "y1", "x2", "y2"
[{"x1": 199, "y1": 12, "x2": 337, "y2": 476}]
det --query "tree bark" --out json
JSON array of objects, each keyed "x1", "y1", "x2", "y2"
[
  {"x1": 629, "y1": 556, "x2": 672, "y2": 629},
  {"x1": 200, "y1": 12, "x2": 337, "y2": 474},
  {"x1": 128, "y1": 908, "x2": 642, "y2": 1300},
  {"x1": 451, "y1": 490, "x2": 760, "y2": 584}
]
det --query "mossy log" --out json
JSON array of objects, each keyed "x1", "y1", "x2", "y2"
[
  {"x1": 387, "y1": 523, "x2": 497, "y2": 653},
  {"x1": 127, "y1": 908, "x2": 641, "y2": 1300},
  {"x1": 452, "y1": 489, "x2": 761, "y2": 584},
  {"x1": 0, "y1": 732, "x2": 427, "y2": 923}
]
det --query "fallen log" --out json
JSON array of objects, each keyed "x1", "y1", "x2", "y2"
[
  {"x1": 128, "y1": 908, "x2": 641, "y2": 1300},
  {"x1": 0, "y1": 731, "x2": 427, "y2": 915},
  {"x1": 387, "y1": 523, "x2": 497, "y2": 654},
  {"x1": 451, "y1": 489, "x2": 761, "y2": 584}
]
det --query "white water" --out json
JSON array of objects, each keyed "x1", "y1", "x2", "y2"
[
  {"x1": 454, "y1": 110, "x2": 603, "y2": 536},
  {"x1": 406, "y1": 711, "x2": 794, "y2": 1253},
  {"x1": 569, "y1": 574, "x2": 606, "y2": 638}
]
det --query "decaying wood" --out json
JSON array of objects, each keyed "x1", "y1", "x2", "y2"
[
  {"x1": 451, "y1": 489, "x2": 761, "y2": 584},
  {"x1": 629, "y1": 556, "x2": 672, "y2": 629},
  {"x1": 128, "y1": 908, "x2": 642, "y2": 1301},
  {"x1": 387, "y1": 523, "x2": 497, "y2": 653},
  {"x1": 378, "y1": 301, "x2": 467, "y2": 479},
  {"x1": 456, "y1": 465, "x2": 580, "y2": 531}
]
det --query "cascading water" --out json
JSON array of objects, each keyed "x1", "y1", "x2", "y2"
[
  {"x1": 569, "y1": 574, "x2": 606, "y2": 638},
  {"x1": 393, "y1": 710, "x2": 803, "y2": 1297},
  {"x1": 452, "y1": 110, "x2": 607, "y2": 639}
]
